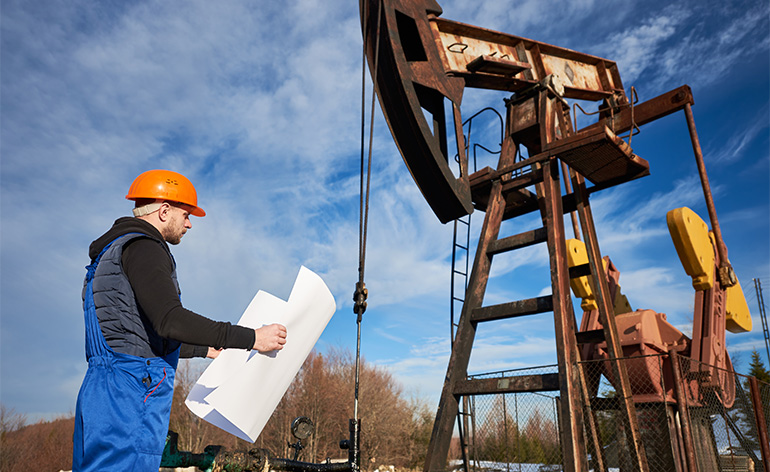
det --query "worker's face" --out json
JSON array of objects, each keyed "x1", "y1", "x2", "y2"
[{"x1": 162, "y1": 203, "x2": 192, "y2": 245}]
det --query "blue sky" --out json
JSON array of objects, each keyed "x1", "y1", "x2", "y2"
[{"x1": 1, "y1": 0, "x2": 768, "y2": 422}]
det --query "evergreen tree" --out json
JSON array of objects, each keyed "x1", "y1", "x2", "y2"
[
  {"x1": 746, "y1": 349, "x2": 770, "y2": 447},
  {"x1": 728, "y1": 350, "x2": 770, "y2": 453},
  {"x1": 747, "y1": 350, "x2": 770, "y2": 383}
]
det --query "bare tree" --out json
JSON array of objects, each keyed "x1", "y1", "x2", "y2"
[
  {"x1": 0, "y1": 404, "x2": 27, "y2": 439},
  {"x1": 166, "y1": 348, "x2": 432, "y2": 470}
]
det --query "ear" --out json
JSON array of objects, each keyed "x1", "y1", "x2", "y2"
[{"x1": 157, "y1": 202, "x2": 173, "y2": 222}]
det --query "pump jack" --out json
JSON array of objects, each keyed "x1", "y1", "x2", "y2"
[
  {"x1": 360, "y1": 0, "x2": 766, "y2": 471},
  {"x1": 158, "y1": 1, "x2": 766, "y2": 470}
]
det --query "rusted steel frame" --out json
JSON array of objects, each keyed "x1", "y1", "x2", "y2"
[
  {"x1": 534, "y1": 159, "x2": 587, "y2": 472},
  {"x1": 470, "y1": 295, "x2": 553, "y2": 322},
  {"x1": 690, "y1": 277, "x2": 732, "y2": 403},
  {"x1": 431, "y1": 17, "x2": 624, "y2": 100},
  {"x1": 580, "y1": 85, "x2": 694, "y2": 136},
  {"x1": 556, "y1": 103, "x2": 581, "y2": 244},
  {"x1": 469, "y1": 150, "x2": 550, "y2": 185},
  {"x1": 500, "y1": 170, "x2": 543, "y2": 196},
  {"x1": 683, "y1": 103, "x2": 734, "y2": 287},
  {"x1": 535, "y1": 89, "x2": 552, "y2": 152},
  {"x1": 562, "y1": 150, "x2": 600, "y2": 468},
  {"x1": 455, "y1": 403, "x2": 470, "y2": 472},
  {"x1": 561, "y1": 161, "x2": 581, "y2": 241},
  {"x1": 423, "y1": 178, "x2": 507, "y2": 472},
  {"x1": 466, "y1": 54, "x2": 531, "y2": 75},
  {"x1": 749, "y1": 376, "x2": 770, "y2": 471},
  {"x1": 576, "y1": 355, "x2": 606, "y2": 472},
  {"x1": 669, "y1": 350, "x2": 699, "y2": 472},
  {"x1": 542, "y1": 124, "x2": 611, "y2": 153},
  {"x1": 454, "y1": 373, "x2": 560, "y2": 395},
  {"x1": 360, "y1": 0, "x2": 472, "y2": 224},
  {"x1": 575, "y1": 328, "x2": 603, "y2": 344},
  {"x1": 529, "y1": 43, "x2": 548, "y2": 82},
  {"x1": 487, "y1": 226, "x2": 548, "y2": 255},
  {"x1": 460, "y1": 396, "x2": 471, "y2": 472},
  {"x1": 570, "y1": 170, "x2": 649, "y2": 472},
  {"x1": 452, "y1": 104, "x2": 469, "y2": 179}
]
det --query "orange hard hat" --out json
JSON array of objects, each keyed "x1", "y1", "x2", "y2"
[{"x1": 126, "y1": 169, "x2": 206, "y2": 217}]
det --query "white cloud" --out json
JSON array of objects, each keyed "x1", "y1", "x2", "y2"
[
  {"x1": 588, "y1": 176, "x2": 704, "y2": 254},
  {"x1": 596, "y1": 6, "x2": 689, "y2": 86},
  {"x1": 710, "y1": 106, "x2": 770, "y2": 165},
  {"x1": 1, "y1": 0, "x2": 767, "y2": 420},
  {"x1": 599, "y1": 0, "x2": 770, "y2": 93}
]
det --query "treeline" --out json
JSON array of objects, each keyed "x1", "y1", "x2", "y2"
[
  {"x1": 0, "y1": 348, "x2": 435, "y2": 471},
  {"x1": 170, "y1": 348, "x2": 435, "y2": 469},
  {"x1": 468, "y1": 397, "x2": 561, "y2": 465},
  {"x1": 0, "y1": 406, "x2": 72, "y2": 472}
]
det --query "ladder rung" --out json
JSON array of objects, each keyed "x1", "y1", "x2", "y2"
[
  {"x1": 455, "y1": 244, "x2": 469, "y2": 251},
  {"x1": 576, "y1": 329, "x2": 605, "y2": 344},
  {"x1": 454, "y1": 373, "x2": 559, "y2": 395},
  {"x1": 469, "y1": 167, "x2": 542, "y2": 215},
  {"x1": 471, "y1": 295, "x2": 553, "y2": 323},
  {"x1": 500, "y1": 169, "x2": 542, "y2": 192},
  {"x1": 453, "y1": 270, "x2": 467, "y2": 277},
  {"x1": 487, "y1": 227, "x2": 548, "y2": 256}
]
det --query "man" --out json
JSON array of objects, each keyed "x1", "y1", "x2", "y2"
[{"x1": 73, "y1": 169, "x2": 287, "y2": 471}]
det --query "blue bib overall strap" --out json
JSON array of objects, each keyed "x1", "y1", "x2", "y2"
[{"x1": 73, "y1": 234, "x2": 180, "y2": 472}]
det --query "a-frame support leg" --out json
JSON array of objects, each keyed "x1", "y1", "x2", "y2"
[
  {"x1": 535, "y1": 159, "x2": 588, "y2": 472},
  {"x1": 571, "y1": 170, "x2": 649, "y2": 472},
  {"x1": 424, "y1": 177, "x2": 508, "y2": 472}
]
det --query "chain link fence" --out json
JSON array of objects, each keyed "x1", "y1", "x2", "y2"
[
  {"x1": 670, "y1": 355, "x2": 769, "y2": 472},
  {"x1": 457, "y1": 355, "x2": 769, "y2": 472},
  {"x1": 459, "y1": 365, "x2": 563, "y2": 472}
]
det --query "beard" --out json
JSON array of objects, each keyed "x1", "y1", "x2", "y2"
[{"x1": 162, "y1": 225, "x2": 186, "y2": 245}]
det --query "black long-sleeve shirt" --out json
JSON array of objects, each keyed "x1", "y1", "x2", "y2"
[{"x1": 89, "y1": 217, "x2": 255, "y2": 358}]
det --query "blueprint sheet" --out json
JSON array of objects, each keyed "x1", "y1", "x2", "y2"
[{"x1": 185, "y1": 266, "x2": 336, "y2": 442}]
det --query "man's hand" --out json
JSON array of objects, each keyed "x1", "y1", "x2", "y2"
[
  {"x1": 253, "y1": 323, "x2": 287, "y2": 352},
  {"x1": 206, "y1": 347, "x2": 222, "y2": 359}
]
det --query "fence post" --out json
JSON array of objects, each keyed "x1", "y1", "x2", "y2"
[
  {"x1": 748, "y1": 376, "x2": 770, "y2": 472},
  {"x1": 669, "y1": 350, "x2": 698, "y2": 472}
]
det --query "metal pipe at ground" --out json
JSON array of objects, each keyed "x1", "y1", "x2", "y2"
[{"x1": 268, "y1": 458, "x2": 355, "y2": 472}]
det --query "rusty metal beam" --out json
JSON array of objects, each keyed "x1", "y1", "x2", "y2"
[
  {"x1": 431, "y1": 17, "x2": 624, "y2": 100},
  {"x1": 580, "y1": 85, "x2": 694, "y2": 135},
  {"x1": 471, "y1": 296, "x2": 553, "y2": 322},
  {"x1": 669, "y1": 349, "x2": 699, "y2": 472},
  {"x1": 454, "y1": 374, "x2": 560, "y2": 395},
  {"x1": 576, "y1": 356, "x2": 606, "y2": 472},
  {"x1": 425, "y1": 126, "x2": 522, "y2": 472},
  {"x1": 361, "y1": 0, "x2": 473, "y2": 224},
  {"x1": 570, "y1": 170, "x2": 649, "y2": 472},
  {"x1": 684, "y1": 103, "x2": 735, "y2": 288},
  {"x1": 487, "y1": 226, "x2": 548, "y2": 255},
  {"x1": 561, "y1": 160, "x2": 581, "y2": 240},
  {"x1": 423, "y1": 177, "x2": 507, "y2": 472},
  {"x1": 535, "y1": 159, "x2": 587, "y2": 472}
]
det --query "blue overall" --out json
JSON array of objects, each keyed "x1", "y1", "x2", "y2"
[{"x1": 73, "y1": 235, "x2": 180, "y2": 471}]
